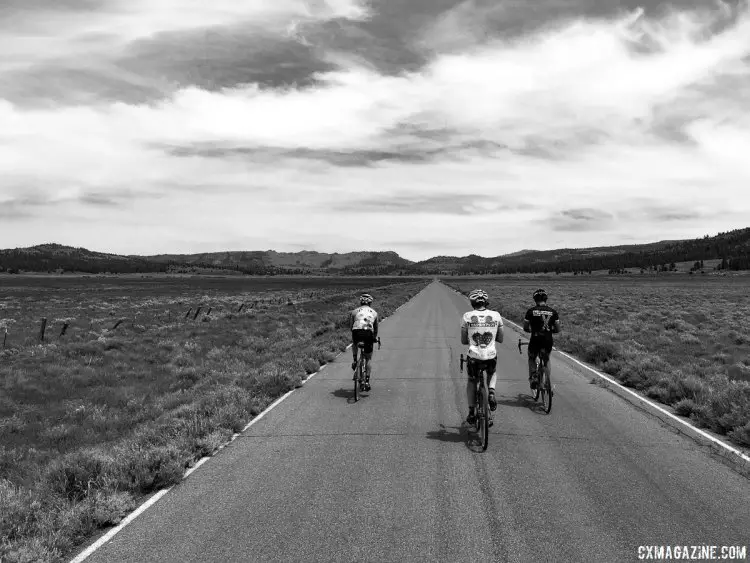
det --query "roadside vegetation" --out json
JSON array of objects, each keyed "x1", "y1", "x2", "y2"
[
  {"x1": 445, "y1": 276, "x2": 750, "y2": 450},
  {"x1": 0, "y1": 276, "x2": 429, "y2": 563}
]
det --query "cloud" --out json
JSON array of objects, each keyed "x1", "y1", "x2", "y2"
[
  {"x1": 1, "y1": 0, "x2": 750, "y2": 259},
  {"x1": 550, "y1": 208, "x2": 615, "y2": 232}
]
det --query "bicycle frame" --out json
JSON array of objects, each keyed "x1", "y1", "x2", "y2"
[
  {"x1": 518, "y1": 338, "x2": 553, "y2": 413},
  {"x1": 353, "y1": 337, "x2": 381, "y2": 402},
  {"x1": 460, "y1": 353, "x2": 491, "y2": 450}
]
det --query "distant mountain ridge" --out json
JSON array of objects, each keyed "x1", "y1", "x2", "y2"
[
  {"x1": 1, "y1": 228, "x2": 749, "y2": 274},
  {"x1": 143, "y1": 250, "x2": 412, "y2": 274}
]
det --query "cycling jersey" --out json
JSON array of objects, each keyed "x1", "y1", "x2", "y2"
[
  {"x1": 524, "y1": 304, "x2": 559, "y2": 337},
  {"x1": 460, "y1": 309, "x2": 503, "y2": 360},
  {"x1": 351, "y1": 306, "x2": 378, "y2": 333}
]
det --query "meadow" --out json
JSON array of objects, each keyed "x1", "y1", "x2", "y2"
[
  {"x1": 0, "y1": 275, "x2": 430, "y2": 563},
  {"x1": 445, "y1": 275, "x2": 750, "y2": 450}
]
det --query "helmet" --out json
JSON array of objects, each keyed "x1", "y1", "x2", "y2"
[
  {"x1": 359, "y1": 293, "x2": 373, "y2": 305},
  {"x1": 468, "y1": 289, "x2": 488, "y2": 307},
  {"x1": 533, "y1": 288, "x2": 548, "y2": 302}
]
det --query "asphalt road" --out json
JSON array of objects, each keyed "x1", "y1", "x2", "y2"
[{"x1": 82, "y1": 281, "x2": 749, "y2": 563}]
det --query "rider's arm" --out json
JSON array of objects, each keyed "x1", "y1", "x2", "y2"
[
  {"x1": 461, "y1": 326, "x2": 469, "y2": 345},
  {"x1": 552, "y1": 311, "x2": 561, "y2": 334},
  {"x1": 373, "y1": 315, "x2": 379, "y2": 338},
  {"x1": 495, "y1": 318, "x2": 504, "y2": 344},
  {"x1": 523, "y1": 308, "x2": 532, "y2": 333},
  {"x1": 495, "y1": 326, "x2": 504, "y2": 344}
]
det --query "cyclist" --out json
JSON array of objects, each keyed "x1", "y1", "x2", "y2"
[
  {"x1": 460, "y1": 289, "x2": 504, "y2": 425},
  {"x1": 350, "y1": 293, "x2": 379, "y2": 391},
  {"x1": 523, "y1": 288, "x2": 561, "y2": 389}
]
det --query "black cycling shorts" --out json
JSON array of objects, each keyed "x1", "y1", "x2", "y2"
[
  {"x1": 528, "y1": 335, "x2": 553, "y2": 362},
  {"x1": 352, "y1": 329, "x2": 375, "y2": 355},
  {"x1": 466, "y1": 357, "x2": 497, "y2": 380}
]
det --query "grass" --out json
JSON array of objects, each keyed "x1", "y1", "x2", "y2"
[
  {"x1": 0, "y1": 275, "x2": 429, "y2": 562},
  {"x1": 444, "y1": 276, "x2": 750, "y2": 449}
]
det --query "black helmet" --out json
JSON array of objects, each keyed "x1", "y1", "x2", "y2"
[{"x1": 533, "y1": 288, "x2": 547, "y2": 302}]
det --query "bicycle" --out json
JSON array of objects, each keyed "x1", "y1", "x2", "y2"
[
  {"x1": 518, "y1": 338, "x2": 552, "y2": 413},
  {"x1": 353, "y1": 337, "x2": 381, "y2": 402},
  {"x1": 460, "y1": 353, "x2": 492, "y2": 451}
]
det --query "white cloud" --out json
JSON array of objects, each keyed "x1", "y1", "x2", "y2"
[
  {"x1": 1, "y1": 1, "x2": 750, "y2": 259},
  {"x1": 1, "y1": 0, "x2": 371, "y2": 70}
]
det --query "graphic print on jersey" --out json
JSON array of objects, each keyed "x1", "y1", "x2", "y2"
[
  {"x1": 532, "y1": 309, "x2": 554, "y2": 331},
  {"x1": 352, "y1": 306, "x2": 377, "y2": 331},
  {"x1": 526, "y1": 306, "x2": 558, "y2": 335},
  {"x1": 462, "y1": 310, "x2": 503, "y2": 360}
]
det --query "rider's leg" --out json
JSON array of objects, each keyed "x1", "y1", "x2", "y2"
[
  {"x1": 466, "y1": 361, "x2": 477, "y2": 423},
  {"x1": 527, "y1": 346, "x2": 539, "y2": 388},
  {"x1": 364, "y1": 353, "x2": 372, "y2": 380},
  {"x1": 543, "y1": 348, "x2": 552, "y2": 384},
  {"x1": 488, "y1": 369, "x2": 497, "y2": 411},
  {"x1": 364, "y1": 334, "x2": 374, "y2": 389},
  {"x1": 351, "y1": 331, "x2": 358, "y2": 370}
]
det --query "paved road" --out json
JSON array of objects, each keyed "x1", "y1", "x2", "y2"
[{"x1": 82, "y1": 281, "x2": 749, "y2": 563}]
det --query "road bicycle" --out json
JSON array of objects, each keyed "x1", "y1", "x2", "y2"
[
  {"x1": 353, "y1": 337, "x2": 381, "y2": 402},
  {"x1": 518, "y1": 338, "x2": 552, "y2": 413},
  {"x1": 460, "y1": 353, "x2": 492, "y2": 451}
]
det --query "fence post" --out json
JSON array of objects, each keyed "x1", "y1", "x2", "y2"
[
  {"x1": 39, "y1": 318, "x2": 47, "y2": 342},
  {"x1": 184, "y1": 308, "x2": 192, "y2": 319},
  {"x1": 60, "y1": 322, "x2": 69, "y2": 337},
  {"x1": 3, "y1": 328, "x2": 7, "y2": 349},
  {"x1": 111, "y1": 319, "x2": 125, "y2": 330},
  {"x1": 206, "y1": 307, "x2": 212, "y2": 316},
  {"x1": 192, "y1": 306, "x2": 203, "y2": 321},
  {"x1": 237, "y1": 303, "x2": 245, "y2": 313}
]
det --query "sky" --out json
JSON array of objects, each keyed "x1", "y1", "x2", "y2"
[{"x1": 1, "y1": 0, "x2": 749, "y2": 261}]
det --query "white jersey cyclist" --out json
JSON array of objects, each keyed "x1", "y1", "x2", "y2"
[
  {"x1": 351, "y1": 305, "x2": 378, "y2": 331},
  {"x1": 460, "y1": 289, "x2": 504, "y2": 426},
  {"x1": 461, "y1": 309, "x2": 504, "y2": 360},
  {"x1": 350, "y1": 293, "x2": 379, "y2": 391}
]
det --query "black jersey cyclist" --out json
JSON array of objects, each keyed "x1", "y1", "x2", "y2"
[{"x1": 523, "y1": 288, "x2": 561, "y2": 389}]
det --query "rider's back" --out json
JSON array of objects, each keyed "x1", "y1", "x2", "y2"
[
  {"x1": 461, "y1": 309, "x2": 503, "y2": 360},
  {"x1": 525, "y1": 303, "x2": 559, "y2": 339},
  {"x1": 351, "y1": 305, "x2": 378, "y2": 331}
]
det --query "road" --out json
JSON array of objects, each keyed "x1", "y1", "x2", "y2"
[{"x1": 81, "y1": 281, "x2": 749, "y2": 563}]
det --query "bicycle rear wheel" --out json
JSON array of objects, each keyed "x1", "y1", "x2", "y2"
[
  {"x1": 473, "y1": 382, "x2": 482, "y2": 434},
  {"x1": 481, "y1": 393, "x2": 490, "y2": 451},
  {"x1": 353, "y1": 361, "x2": 362, "y2": 402},
  {"x1": 541, "y1": 367, "x2": 552, "y2": 414}
]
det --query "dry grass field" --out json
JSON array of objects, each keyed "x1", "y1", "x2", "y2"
[
  {"x1": 0, "y1": 275, "x2": 429, "y2": 563},
  {"x1": 445, "y1": 276, "x2": 750, "y2": 450}
]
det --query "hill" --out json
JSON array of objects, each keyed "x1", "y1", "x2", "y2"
[
  {"x1": 143, "y1": 250, "x2": 412, "y2": 275},
  {"x1": 0, "y1": 245, "x2": 413, "y2": 275},
  {"x1": 2, "y1": 228, "x2": 748, "y2": 275},
  {"x1": 0, "y1": 244, "x2": 171, "y2": 274},
  {"x1": 408, "y1": 228, "x2": 750, "y2": 274}
]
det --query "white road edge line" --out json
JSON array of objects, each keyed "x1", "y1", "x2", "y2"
[
  {"x1": 444, "y1": 281, "x2": 750, "y2": 466},
  {"x1": 70, "y1": 289, "x2": 421, "y2": 562},
  {"x1": 504, "y1": 317, "x2": 750, "y2": 465},
  {"x1": 69, "y1": 488, "x2": 171, "y2": 563}
]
